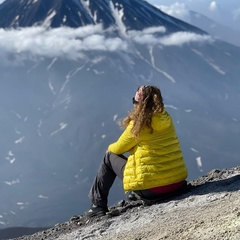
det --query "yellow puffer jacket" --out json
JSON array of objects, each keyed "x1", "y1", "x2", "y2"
[{"x1": 108, "y1": 110, "x2": 188, "y2": 191}]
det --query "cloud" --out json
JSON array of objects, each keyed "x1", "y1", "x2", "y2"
[
  {"x1": 209, "y1": 1, "x2": 218, "y2": 11},
  {"x1": 128, "y1": 29, "x2": 213, "y2": 46},
  {"x1": 0, "y1": 25, "x2": 213, "y2": 63},
  {"x1": 0, "y1": 24, "x2": 128, "y2": 60},
  {"x1": 127, "y1": 26, "x2": 166, "y2": 45},
  {"x1": 159, "y1": 32, "x2": 213, "y2": 46},
  {"x1": 155, "y1": 2, "x2": 190, "y2": 22}
]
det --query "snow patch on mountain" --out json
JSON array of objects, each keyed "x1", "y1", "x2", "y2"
[
  {"x1": 109, "y1": 1, "x2": 126, "y2": 36},
  {"x1": 42, "y1": 10, "x2": 57, "y2": 27},
  {"x1": 80, "y1": 0, "x2": 95, "y2": 23}
]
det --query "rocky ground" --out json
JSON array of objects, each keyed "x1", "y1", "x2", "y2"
[{"x1": 2, "y1": 167, "x2": 240, "y2": 240}]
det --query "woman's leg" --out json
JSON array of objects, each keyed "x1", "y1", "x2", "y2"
[{"x1": 88, "y1": 152, "x2": 127, "y2": 209}]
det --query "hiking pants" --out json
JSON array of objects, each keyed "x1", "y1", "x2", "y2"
[
  {"x1": 88, "y1": 152, "x2": 126, "y2": 208},
  {"x1": 88, "y1": 152, "x2": 172, "y2": 208}
]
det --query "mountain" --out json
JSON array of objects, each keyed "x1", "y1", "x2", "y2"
[
  {"x1": 0, "y1": 0, "x2": 240, "y2": 232},
  {"x1": 0, "y1": 0, "x2": 205, "y2": 33},
  {"x1": 189, "y1": 10, "x2": 240, "y2": 47}
]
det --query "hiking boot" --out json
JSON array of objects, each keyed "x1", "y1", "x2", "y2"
[
  {"x1": 85, "y1": 204, "x2": 108, "y2": 218},
  {"x1": 126, "y1": 191, "x2": 140, "y2": 201}
]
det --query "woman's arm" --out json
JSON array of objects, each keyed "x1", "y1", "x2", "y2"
[{"x1": 108, "y1": 122, "x2": 138, "y2": 154}]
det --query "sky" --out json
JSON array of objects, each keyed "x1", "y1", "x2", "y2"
[{"x1": 147, "y1": 0, "x2": 240, "y2": 31}]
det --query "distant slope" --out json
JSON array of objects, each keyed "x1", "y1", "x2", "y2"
[
  {"x1": 0, "y1": 227, "x2": 47, "y2": 240},
  {"x1": 189, "y1": 10, "x2": 240, "y2": 47}
]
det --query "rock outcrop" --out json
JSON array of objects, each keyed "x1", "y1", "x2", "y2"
[{"x1": 2, "y1": 166, "x2": 240, "y2": 240}]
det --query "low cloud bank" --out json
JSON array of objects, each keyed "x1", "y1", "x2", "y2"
[{"x1": 0, "y1": 24, "x2": 213, "y2": 61}]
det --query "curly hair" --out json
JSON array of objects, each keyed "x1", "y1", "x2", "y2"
[{"x1": 121, "y1": 85, "x2": 164, "y2": 138}]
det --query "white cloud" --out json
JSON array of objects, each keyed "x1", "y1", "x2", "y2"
[
  {"x1": 160, "y1": 32, "x2": 213, "y2": 46},
  {"x1": 142, "y1": 26, "x2": 166, "y2": 35},
  {"x1": 209, "y1": 1, "x2": 218, "y2": 11},
  {"x1": 0, "y1": 25, "x2": 213, "y2": 62},
  {"x1": 0, "y1": 25, "x2": 128, "y2": 60},
  {"x1": 129, "y1": 30, "x2": 213, "y2": 46},
  {"x1": 155, "y1": 2, "x2": 190, "y2": 22},
  {"x1": 128, "y1": 26, "x2": 166, "y2": 45}
]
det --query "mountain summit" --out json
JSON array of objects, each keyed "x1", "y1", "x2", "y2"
[{"x1": 0, "y1": 0, "x2": 204, "y2": 33}]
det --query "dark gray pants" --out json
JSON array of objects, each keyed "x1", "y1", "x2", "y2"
[
  {"x1": 88, "y1": 152, "x2": 169, "y2": 208},
  {"x1": 88, "y1": 152, "x2": 127, "y2": 208}
]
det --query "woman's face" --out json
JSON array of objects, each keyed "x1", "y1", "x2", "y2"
[{"x1": 134, "y1": 86, "x2": 144, "y2": 103}]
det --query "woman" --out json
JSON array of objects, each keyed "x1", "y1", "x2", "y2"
[{"x1": 86, "y1": 85, "x2": 188, "y2": 217}]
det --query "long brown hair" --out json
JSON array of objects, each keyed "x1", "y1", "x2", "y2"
[{"x1": 122, "y1": 85, "x2": 164, "y2": 138}]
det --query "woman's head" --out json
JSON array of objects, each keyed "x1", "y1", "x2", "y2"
[
  {"x1": 132, "y1": 85, "x2": 164, "y2": 111},
  {"x1": 122, "y1": 85, "x2": 164, "y2": 137}
]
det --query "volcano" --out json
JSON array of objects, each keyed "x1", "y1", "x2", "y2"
[{"x1": 0, "y1": 0, "x2": 205, "y2": 33}]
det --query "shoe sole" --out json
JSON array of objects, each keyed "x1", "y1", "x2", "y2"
[{"x1": 85, "y1": 210, "x2": 106, "y2": 218}]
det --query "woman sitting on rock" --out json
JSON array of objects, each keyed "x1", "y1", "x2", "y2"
[{"x1": 86, "y1": 85, "x2": 188, "y2": 217}]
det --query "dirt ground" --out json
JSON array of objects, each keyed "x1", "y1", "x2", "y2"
[{"x1": 4, "y1": 167, "x2": 240, "y2": 240}]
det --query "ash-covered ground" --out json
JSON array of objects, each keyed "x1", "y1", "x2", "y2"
[{"x1": 1, "y1": 167, "x2": 240, "y2": 240}]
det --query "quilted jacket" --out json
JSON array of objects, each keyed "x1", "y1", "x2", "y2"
[{"x1": 108, "y1": 110, "x2": 188, "y2": 191}]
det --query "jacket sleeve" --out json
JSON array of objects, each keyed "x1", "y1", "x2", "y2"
[{"x1": 108, "y1": 121, "x2": 138, "y2": 154}]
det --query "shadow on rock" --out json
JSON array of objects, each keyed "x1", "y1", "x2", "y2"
[{"x1": 189, "y1": 169, "x2": 240, "y2": 193}]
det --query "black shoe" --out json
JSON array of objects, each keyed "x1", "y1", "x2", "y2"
[
  {"x1": 126, "y1": 191, "x2": 140, "y2": 201},
  {"x1": 85, "y1": 204, "x2": 108, "y2": 218}
]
